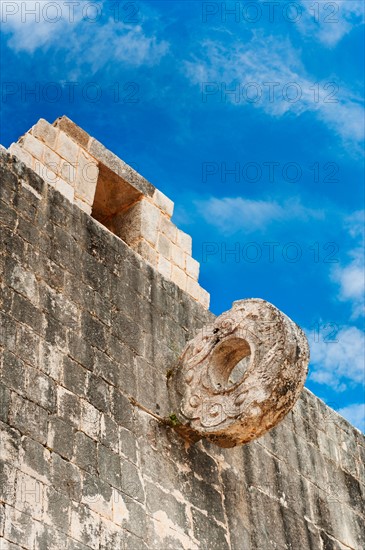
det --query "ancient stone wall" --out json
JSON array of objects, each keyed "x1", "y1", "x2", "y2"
[
  {"x1": 7, "y1": 117, "x2": 209, "y2": 308},
  {"x1": 0, "y1": 146, "x2": 364, "y2": 550}
]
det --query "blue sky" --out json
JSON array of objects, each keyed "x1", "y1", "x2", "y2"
[{"x1": 1, "y1": 0, "x2": 364, "y2": 431}]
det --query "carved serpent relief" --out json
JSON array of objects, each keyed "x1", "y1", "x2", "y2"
[{"x1": 168, "y1": 298, "x2": 309, "y2": 447}]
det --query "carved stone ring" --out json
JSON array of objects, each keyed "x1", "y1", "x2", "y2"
[{"x1": 168, "y1": 298, "x2": 309, "y2": 447}]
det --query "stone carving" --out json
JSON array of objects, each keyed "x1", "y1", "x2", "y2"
[{"x1": 168, "y1": 298, "x2": 309, "y2": 447}]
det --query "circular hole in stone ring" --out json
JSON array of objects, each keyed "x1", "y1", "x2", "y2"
[{"x1": 209, "y1": 337, "x2": 252, "y2": 391}]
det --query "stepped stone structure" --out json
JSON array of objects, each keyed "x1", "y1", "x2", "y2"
[
  {"x1": 8, "y1": 117, "x2": 208, "y2": 308},
  {"x1": 0, "y1": 118, "x2": 364, "y2": 550}
]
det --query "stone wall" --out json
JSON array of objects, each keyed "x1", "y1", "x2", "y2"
[
  {"x1": 7, "y1": 117, "x2": 209, "y2": 308},
  {"x1": 0, "y1": 148, "x2": 364, "y2": 550}
]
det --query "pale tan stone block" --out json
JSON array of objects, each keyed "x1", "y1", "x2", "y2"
[
  {"x1": 55, "y1": 178, "x2": 74, "y2": 202},
  {"x1": 56, "y1": 130, "x2": 80, "y2": 164},
  {"x1": 158, "y1": 255, "x2": 172, "y2": 279},
  {"x1": 186, "y1": 277, "x2": 210, "y2": 307},
  {"x1": 116, "y1": 199, "x2": 161, "y2": 247},
  {"x1": 199, "y1": 288, "x2": 210, "y2": 309},
  {"x1": 139, "y1": 200, "x2": 161, "y2": 246},
  {"x1": 171, "y1": 242, "x2": 185, "y2": 270},
  {"x1": 33, "y1": 160, "x2": 58, "y2": 187},
  {"x1": 136, "y1": 239, "x2": 158, "y2": 267},
  {"x1": 43, "y1": 144, "x2": 62, "y2": 174},
  {"x1": 186, "y1": 277, "x2": 201, "y2": 301},
  {"x1": 77, "y1": 149, "x2": 99, "y2": 184},
  {"x1": 160, "y1": 215, "x2": 177, "y2": 242},
  {"x1": 74, "y1": 198, "x2": 92, "y2": 215},
  {"x1": 31, "y1": 118, "x2": 58, "y2": 148},
  {"x1": 60, "y1": 160, "x2": 77, "y2": 186},
  {"x1": 176, "y1": 229, "x2": 192, "y2": 255},
  {"x1": 171, "y1": 265, "x2": 187, "y2": 291},
  {"x1": 153, "y1": 188, "x2": 174, "y2": 217},
  {"x1": 157, "y1": 233, "x2": 172, "y2": 259},
  {"x1": 53, "y1": 115, "x2": 90, "y2": 148},
  {"x1": 75, "y1": 184, "x2": 96, "y2": 207},
  {"x1": 75, "y1": 149, "x2": 99, "y2": 205},
  {"x1": 185, "y1": 255, "x2": 200, "y2": 280},
  {"x1": 21, "y1": 133, "x2": 44, "y2": 161},
  {"x1": 8, "y1": 142, "x2": 32, "y2": 168}
]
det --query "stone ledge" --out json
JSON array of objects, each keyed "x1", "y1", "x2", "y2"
[{"x1": 53, "y1": 116, "x2": 155, "y2": 198}]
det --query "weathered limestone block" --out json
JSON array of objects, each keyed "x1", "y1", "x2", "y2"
[
  {"x1": 8, "y1": 119, "x2": 99, "y2": 216},
  {"x1": 21, "y1": 133, "x2": 44, "y2": 161},
  {"x1": 113, "y1": 198, "x2": 160, "y2": 247},
  {"x1": 176, "y1": 229, "x2": 192, "y2": 255},
  {"x1": 75, "y1": 149, "x2": 99, "y2": 206},
  {"x1": 32, "y1": 118, "x2": 58, "y2": 149},
  {"x1": 169, "y1": 298, "x2": 309, "y2": 447},
  {"x1": 7, "y1": 142, "x2": 32, "y2": 167},
  {"x1": 160, "y1": 214, "x2": 177, "y2": 242},
  {"x1": 185, "y1": 255, "x2": 200, "y2": 279},
  {"x1": 152, "y1": 188, "x2": 174, "y2": 217},
  {"x1": 56, "y1": 131, "x2": 79, "y2": 164}
]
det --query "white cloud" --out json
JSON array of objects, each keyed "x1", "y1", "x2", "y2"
[
  {"x1": 295, "y1": 0, "x2": 365, "y2": 48},
  {"x1": 194, "y1": 196, "x2": 324, "y2": 235},
  {"x1": 333, "y1": 263, "x2": 364, "y2": 310},
  {"x1": 2, "y1": 1, "x2": 169, "y2": 68},
  {"x1": 331, "y1": 210, "x2": 365, "y2": 319},
  {"x1": 184, "y1": 33, "x2": 364, "y2": 149},
  {"x1": 345, "y1": 209, "x2": 365, "y2": 241},
  {"x1": 307, "y1": 211, "x2": 364, "y2": 401},
  {"x1": 316, "y1": 99, "x2": 365, "y2": 145},
  {"x1": 2, "y1": 0, "x2": 72, "y2": 52},
  {"x1": 337, "y1": 403, "x2": 365, "y2": 433},
  {"x1": 75, "y1": 22, "x2": 169, "y2": 72},
  {"x1": 308, "y1": 325, "x2": 365, "y2": 391}
]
